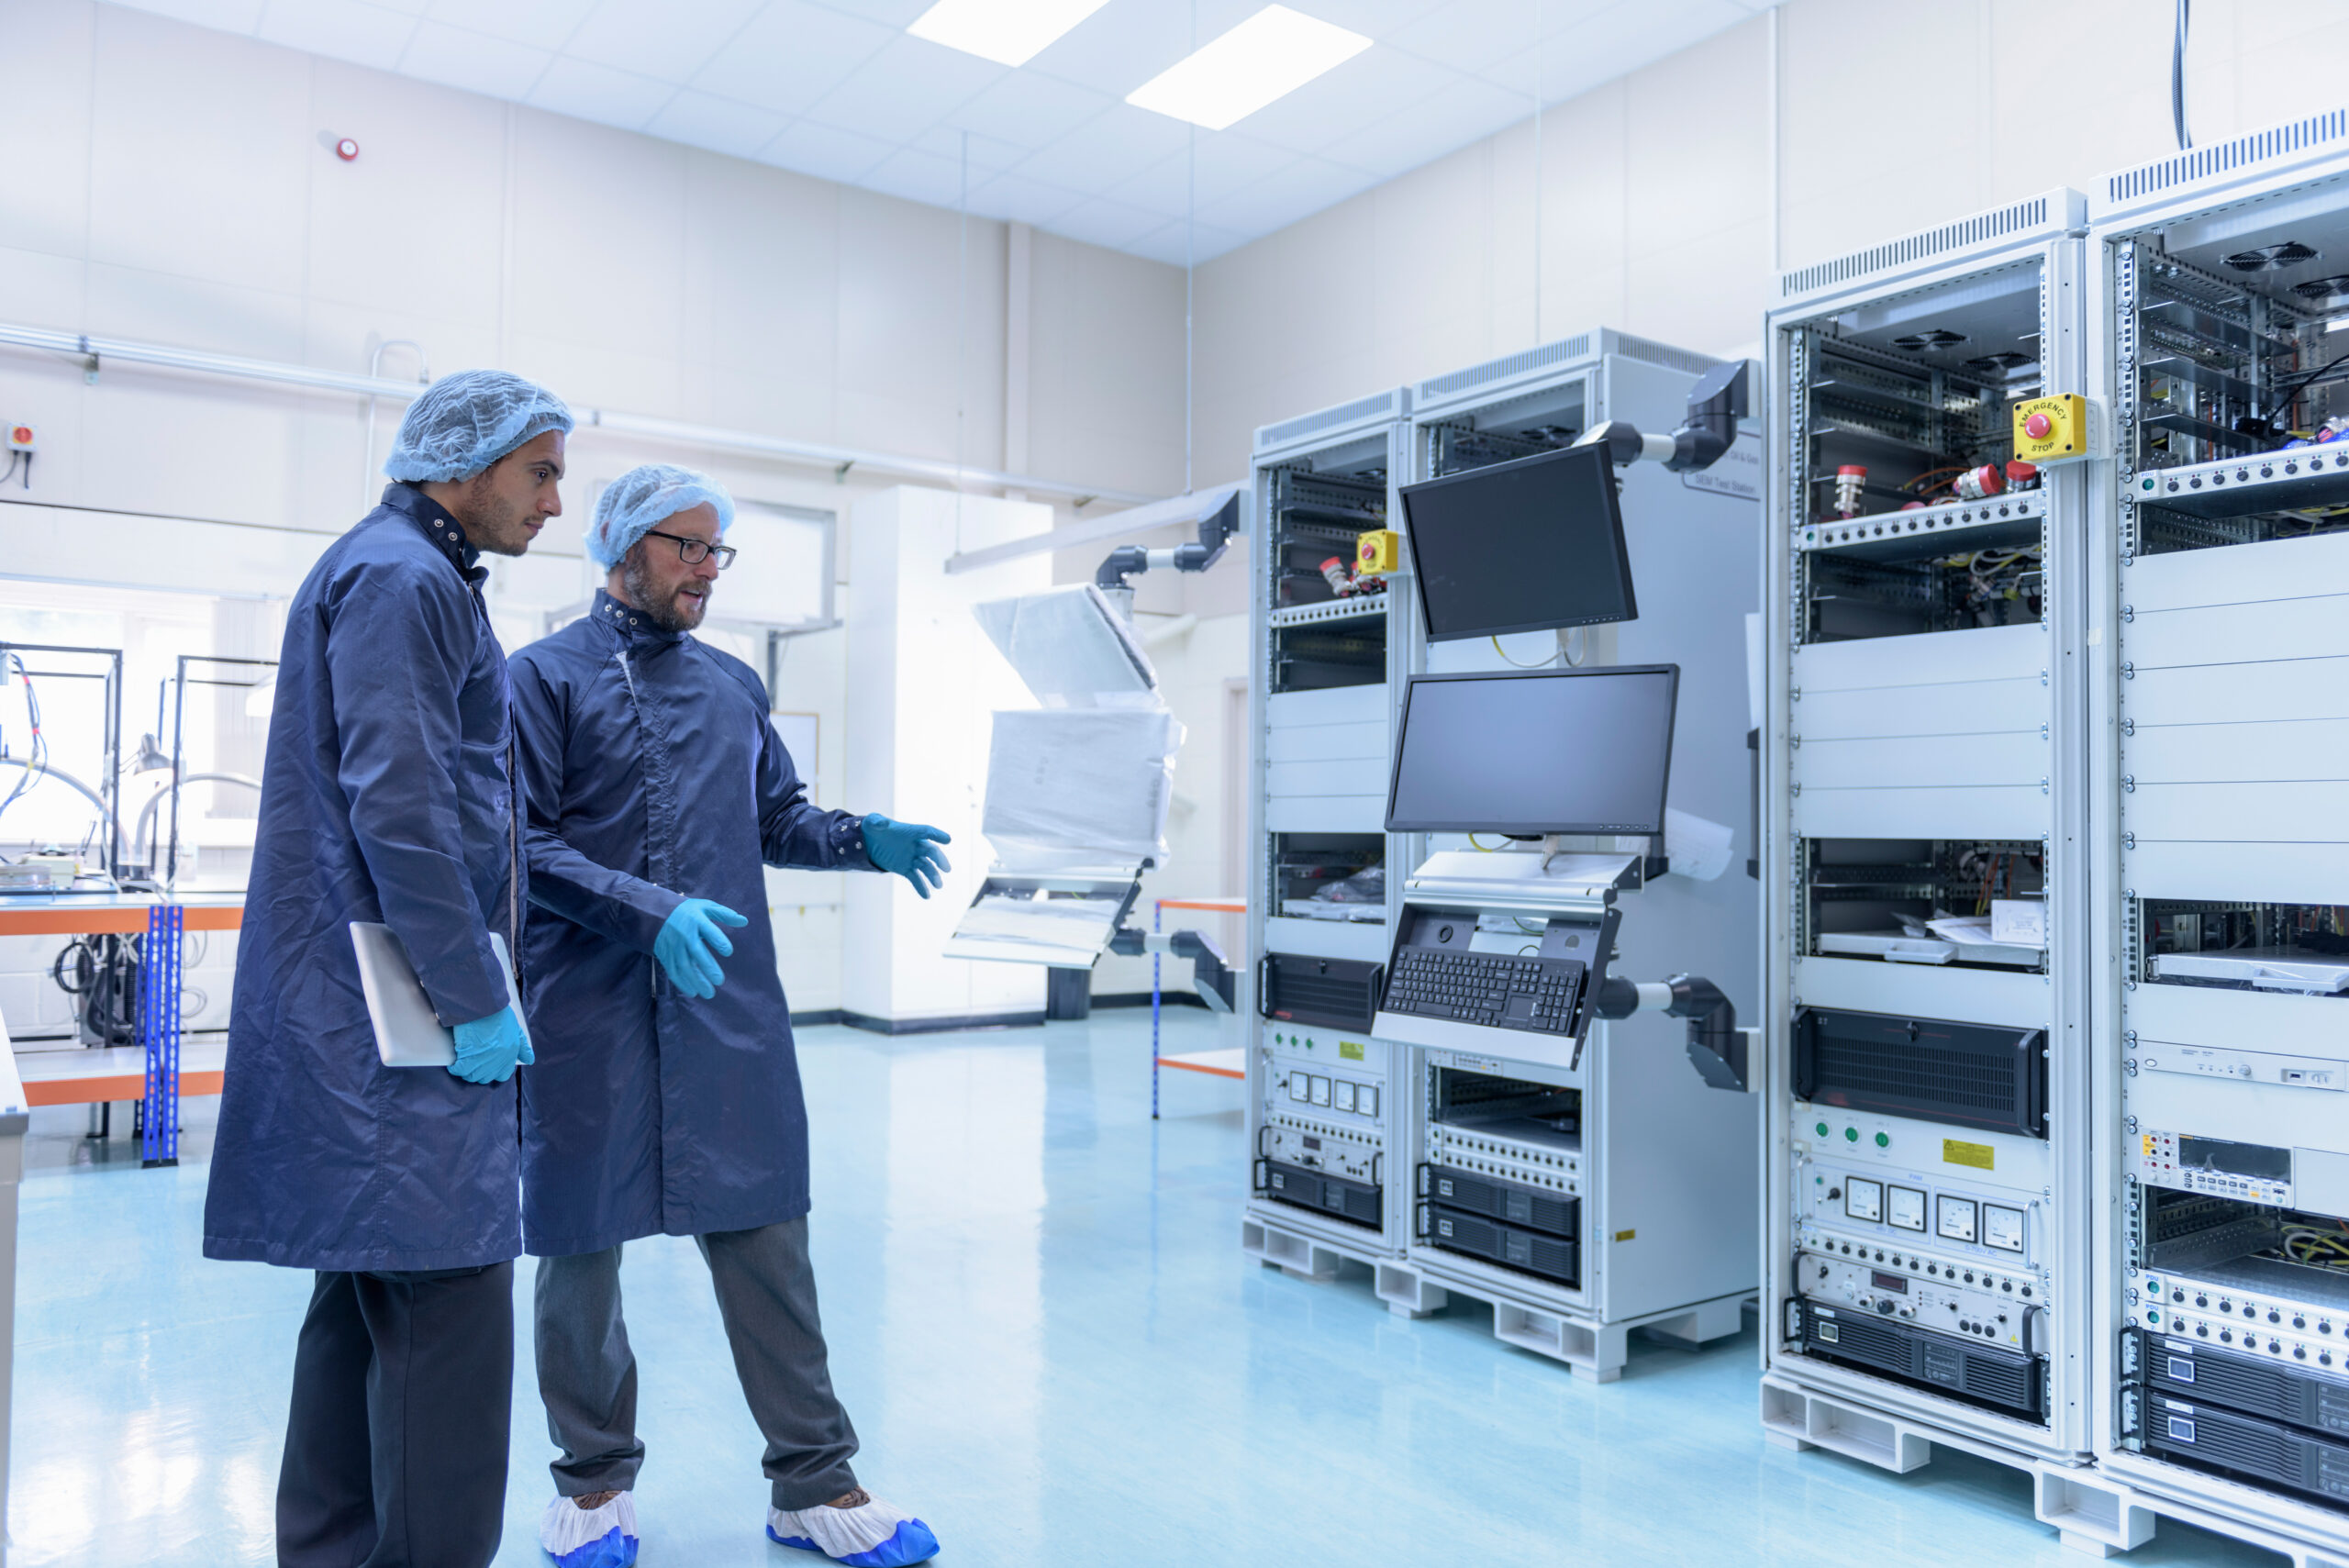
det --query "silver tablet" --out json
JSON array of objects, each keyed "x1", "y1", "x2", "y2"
[{"x1": 350, "y1": 921, "x2": 529, "y2": 1069}]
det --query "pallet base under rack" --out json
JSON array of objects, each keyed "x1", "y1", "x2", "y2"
[
  {"x1": 1242, "y1": 1210, "x2": 1747, "y2": 1383},
  {"x1": 1760, "y1": 1372, "x2": 2149, "y2": 1557}
]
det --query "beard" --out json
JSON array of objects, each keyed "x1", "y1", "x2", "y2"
[
  {"x1": 621, "y1": 548, "x2": 708, "y2": 631},
  {"x1": 454, "y1": 469, "x2": 538, "y2": 557}
]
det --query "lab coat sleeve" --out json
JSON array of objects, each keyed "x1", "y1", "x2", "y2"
[
  {"x1": 733, "y1": 663, "x2": 871, "y2": 872},
  {"x1": 511, "y1": 651, "x2": 682, "y2": 953},
  {"x1": 324, "y1": 559, "x2": 509, "y2": 1026}
]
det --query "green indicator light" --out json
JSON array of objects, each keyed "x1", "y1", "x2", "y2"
[
  {"x1": 1816, "y1": 1121, "x2": 1830, "y2": 1138},
  {"x1": 2142, "y1": 478, "x2": 2154, "y2": 490},
  {"x1": 1876, "y1": 1132, "x2": 1890, "y2": 1148},
  {"x1": 2148, "y1": 1310, "x2": 2161, "y2": 1327},
  {"x1": 1845, "y1": 1127, "x2": 1860, "y2": 1142}
]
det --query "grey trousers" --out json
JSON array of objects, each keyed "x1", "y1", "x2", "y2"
[{"x1": 533, "y1": 1218, "x2": 860, "y2": 1511}]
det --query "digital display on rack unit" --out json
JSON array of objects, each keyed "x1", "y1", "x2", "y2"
[
  {"x1": 1397, "y1": 441, "x2": 1637, "y2": 641},
  {"x1": 2178, "y1": 1136, "x2": 2292, "y2": 1183}
]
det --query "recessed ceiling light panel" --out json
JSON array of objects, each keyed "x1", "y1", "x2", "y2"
[
  {"x1": 1126, "y1": 5, "x2": 1372, "y2": 132},
  {"x1": 907, "y1": 0, "x2": 1115, "y2": 68}
]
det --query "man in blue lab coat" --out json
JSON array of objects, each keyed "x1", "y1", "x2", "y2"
[
  {"x1": 510, "y1": 465, "x2": 950, "y2": 1568},
  {"x1": 203, "y1": 370, "x2": 572, "y2": 1568}
]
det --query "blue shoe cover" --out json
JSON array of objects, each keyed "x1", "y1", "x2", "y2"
[
  {"x1": 766, "y1": 1496, "x2": 939, "y2": 1565},
  {"x1": 542, "y1": 1492, "x2": 639, "y2": 1568}
]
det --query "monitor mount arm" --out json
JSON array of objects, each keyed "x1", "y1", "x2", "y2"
[
  {"x1": 1096, "y1": 490, "x2": 1242, "y2": 611},
  {"x1": 1108, "y1": 925, "x2": 1237, "y2": 1013},
  {"x1": 1570, "y1": 360, "x2": 1752, "y2": 474},
  {"x1": 1591, "y1": 972, "x2": 1751, "y2": 1091}
]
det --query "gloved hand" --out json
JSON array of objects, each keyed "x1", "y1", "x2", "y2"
[
  {"x1": 450, "y1": 1005, "x2": 533, "y2": 1085},
  {"x1": 655, "y1": 898, "x2": 748, "y2": 999},
  {"x1": 863, "y1": 814, "x2": 952, "y2": 898}
]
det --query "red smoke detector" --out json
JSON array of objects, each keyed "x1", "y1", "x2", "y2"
[{"x1": 335, "y1": 138, "x2": 360, "y2": 161}]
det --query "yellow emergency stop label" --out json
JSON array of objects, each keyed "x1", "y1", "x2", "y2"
[
  {"x1": 1339, "y1": 1040, "x2": 1364, "y2": 1061},
  {"x1": 2013, "y1": 393, "x2": 2087, "y2": 462},
  {"x1": 1944, "y1": 1139, "x2": 1996, "y2": 1171}
]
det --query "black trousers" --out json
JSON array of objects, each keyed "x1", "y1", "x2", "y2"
[{"x1": 276, "y1": 1262, "x2": 516, "y2": 1568}]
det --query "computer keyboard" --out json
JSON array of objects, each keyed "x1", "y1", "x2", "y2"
[{"x1": 1383, "y1": 949, "x2": 1587, "y2": 1035}]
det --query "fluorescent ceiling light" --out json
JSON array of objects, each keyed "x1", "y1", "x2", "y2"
[
  {"x1": 907, "y1": 0, "x2": 1115, "y2": 67},
  {"x1": 1126, "y1": 6, "x2": 1371, "y2": 131}
]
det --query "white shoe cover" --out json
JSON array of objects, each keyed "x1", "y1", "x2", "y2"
[
  {"x1": 540, "y1": 1490, "x2": 639, "y2": 1568},
  {"x1": 766, "y1": 1494, "x2": 939, "y2": 1566}
]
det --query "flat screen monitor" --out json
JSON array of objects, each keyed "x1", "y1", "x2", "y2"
[
  {"x1": 1398, "y1": 442, "x2": 1636, "y2": 642},
  {"x1": 1385, "y1": 665, "x2": 1678, "y2": 837}
]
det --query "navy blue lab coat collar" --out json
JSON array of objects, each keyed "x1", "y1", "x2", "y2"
[
  {"x1": 592, "y1": 587, "x2": 685, "y2": 650},
  {"x1": 378, "y1": 482, "x2": 487, "y2": 584}
]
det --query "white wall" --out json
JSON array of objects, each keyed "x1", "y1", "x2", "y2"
[
  {"x1": 1188, "y1": 0, "x2": 2349, "y2": 490},
  {"x1": 0, "y1": 0, "x2": 1190, "y2": 1028}
]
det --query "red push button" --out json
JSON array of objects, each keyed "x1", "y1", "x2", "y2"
[{"x1": 2025, "y1": 412, "x2": 2054, "y2": 439}]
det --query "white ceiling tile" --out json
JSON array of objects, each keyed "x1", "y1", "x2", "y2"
[
  {"x1": 1230, "y1": 39, "x2": 1458, "y2": 154},
  {"x1": 1337, "y1": 72, "x2": 1526, "y2": 177},
  {"x1": 936, "y1": 72, "x2": 1114, "y2": 150},
  {"x1": 802, "y1": 0, "x2": 931, "y2": 21},
  {"x1": 1386, "y1": 0, "x2": 1542, "y2": 74},
  {"x1": 1196, "y1": 154, "x2": 1381, "y2": 235},
  {"x1": 1497, "y1": 0, "x2": 1743, "y2": 97},
  {"x1": 1299, "y1": 0, "x2": 1453, "y2": 36},
  {"x1": 689, "y1": 1, "x2": 896, "y2": 117},
  {"x1": 256, "y1": 0, "x2": 417, "y2": 70},
  {"x1": 908, "y1": 126, "x2": 1029, "y2": 175},
  {"x1": 965, "y1": 172, "x2": 1082, "y2": 228},
  {"x1": 755, "y1": 117, "x2": 895, "y2": 185},
  {"x1": 1043, "y1": 198, "x2": 1170, "y2": 252},
  {"x1": 861, "y1": 147, "x2": 974, "y2": 210},
  {"x1": 420, "y1": 0, "x2": 597, "y2": 50},
  {"x1": 1103, "y1": 135, "x2": 1300, "y2": 218},
  {"x1": 106, "y1": 0, "x2": 267, "y2": 28},
  {"x1": 643, "y1": 89, "x2": 789, "y2": 157},
  {"x1": 559, "y1": 0, "x2": 765, "y2": 83},
  {"x1": 398, "y1": 20, "x2": 554, "y2": 98},
  {"x1": 529, "y1": 55, "x2": 676, "y2": 130},
  {"x1": 801, "y1": 34, "x2": 1006, "y2": 142},
  {"x1": 1008, "y1": 103, "x2": 1188, "y2": 194},
  {"x1": 1125, "y1": 217, "x2": 1249, "y2": 267}
]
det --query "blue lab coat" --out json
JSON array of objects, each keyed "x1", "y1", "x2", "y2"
[
  {"x1": 203, "y1": 484, "x2": 523, "y2": 1273},
  {"x1": 508, "y1": 591, "x2": 871, "y2": 1257}
]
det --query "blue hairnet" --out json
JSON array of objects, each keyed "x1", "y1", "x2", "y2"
[
  {"x1": 384, "y1": 369, "x2": 574, "y2": 483},
  {"x1": 586, "y1": 464, "x2": 736, "y2": 571}
]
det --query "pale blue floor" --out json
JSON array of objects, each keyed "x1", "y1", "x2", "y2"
[{"x1": 8, "y1": 1011, "x2": 2288, "y2": 1566}]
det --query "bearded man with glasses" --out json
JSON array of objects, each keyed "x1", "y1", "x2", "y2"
[{"x1": 507, "y1": 465, "x2": 950, "y2": 1568}]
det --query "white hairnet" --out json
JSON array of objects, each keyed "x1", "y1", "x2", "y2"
[
  {"x1": 586, "y1": 464, "x2": 736, "y2": 571},
  {"x1": 384, "y1": 369, "x2": 573, "y2": 484}
]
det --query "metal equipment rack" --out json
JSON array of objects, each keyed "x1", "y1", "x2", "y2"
[
  {"x1": 1758, "y1": 189, "x2": 2147, "y2": 1551},
  {"x1": 1244, "y1": 331, "x2": 1765, "y2": 1385},
  {"x1": 1241, "y1": 388, "x2": 1417, "y2": 1269},
  {"x1": 2089, "y1": 108, "x2": 2349, "y2": 1566}
]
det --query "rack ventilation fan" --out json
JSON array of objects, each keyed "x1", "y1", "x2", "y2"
[
  {"x1": 1964, "y1": 352, "x2": 2032, "y2": 373},
  {"x1": 1891, "y1": 329, "x2": 1968, "y2": 351},
  {"x1": 2223, "y1": 241, "x2": 2319, "y2": 272},
  {"x1": 2290, "y1": 273, "x2": 2349, "y2": 299}
]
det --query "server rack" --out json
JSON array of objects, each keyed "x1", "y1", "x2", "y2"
[
  {"x1": 2088, "y1": 111, "x2": 2349, "y2": 1562},
  {"x1": 1241, "y1": 389, "x2": 1417, "y2": 1272},
  {"x1": 1377, "y1": 329, "x2": 1764, "y2": 1381},
  {"x1": 1758, "y1": 192, "x2": 2119, "y2": 1496}
]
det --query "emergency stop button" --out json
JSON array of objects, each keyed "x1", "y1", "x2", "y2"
[{"x1": 2013, "y1": 394, "x2": 2087, "y2": 462}]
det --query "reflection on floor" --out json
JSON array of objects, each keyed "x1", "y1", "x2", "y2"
[{"x1": 10, "y1": 1012, "x2": 2279, "y2": 1566}]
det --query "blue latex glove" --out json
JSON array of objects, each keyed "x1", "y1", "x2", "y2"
[
  {"x1": 655, "y1": 898, "x2": 748, "y2": 999},
  {"x1": 450, "y1": 1005, "x2": 532, "y2": 1085},
  {"x1": 863, "y1": 814, "x2": 952, "y2": 898}
]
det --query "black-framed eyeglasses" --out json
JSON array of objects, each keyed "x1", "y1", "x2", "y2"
[{"x1": 642, "y1": 528, "x2": 737, "y2": 570}]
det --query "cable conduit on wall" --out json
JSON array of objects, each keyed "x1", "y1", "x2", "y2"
[{"x1": 0, "y1": 321, "x2": 1158, "y2": 509}]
